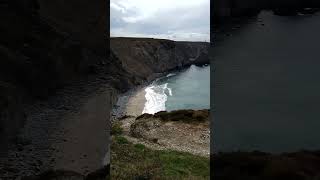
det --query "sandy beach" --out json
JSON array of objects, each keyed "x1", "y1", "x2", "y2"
[{"x1": 124, "y1": 88, "x2": 146, "y2": 117}]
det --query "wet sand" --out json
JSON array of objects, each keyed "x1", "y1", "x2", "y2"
[{"x1": 124, "y1": 88, "x2": 146, "y2": 117}]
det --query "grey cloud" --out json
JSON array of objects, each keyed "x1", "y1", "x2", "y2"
[{"x1": 110, "y1": 1, "x2": 210, "y2": 42}]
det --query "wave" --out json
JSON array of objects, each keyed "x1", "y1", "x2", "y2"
[
  {"x1": 166, "y1": 73, "x2": 176, "y2": 78},
  {"x1": 142, "y1": 83, "x2": 172, "y2": 114},
  {"x1": 167, "y1": 87, "x2": 173, "y2": 96}
]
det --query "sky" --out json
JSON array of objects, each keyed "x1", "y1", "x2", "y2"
[{"x1": 110, "y1": 0, "x2": 210, "y2": 42}]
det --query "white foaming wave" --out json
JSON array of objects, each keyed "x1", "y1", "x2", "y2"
[
  {"x1": 167, "y1": 87, "x2": 172, "y2": 96},
  {"x1": 142, "y1": 83, "x2": 172, "y2": 114},
  {"x1": 163, "y1": 83, "x2": 173, "y2": 96},
  {"x1": 166, "y1": 73, "x2": 176, "y2": 78}
]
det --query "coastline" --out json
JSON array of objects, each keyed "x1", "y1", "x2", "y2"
[
  {"x1": 111, "y1": 86, "x2": 146, "y2": 120},
  {"x1": 112, "y1": 63, "x2": 211, "y2": 120},
  {"x1": 111, "y1": 81, "x2": 149, "y2": 122},
  {"x1": 111, "y1": 70, "x2": 176, "y2": 120},
  {"x1": 111, "y1": 65, "x2": 211, "y2": 158}
]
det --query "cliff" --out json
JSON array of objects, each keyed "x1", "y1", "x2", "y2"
[{"x1": 110, "y1": 38, "x2": 209, "y2": 82}]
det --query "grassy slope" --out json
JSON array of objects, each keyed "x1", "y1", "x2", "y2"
[{"x1": 111, "y1": 135, "x2": 210, "y2": 179}]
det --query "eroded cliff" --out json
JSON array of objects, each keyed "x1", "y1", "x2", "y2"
[{"x1": 111, "y1": 37, "x2": 209, "y2": 82}]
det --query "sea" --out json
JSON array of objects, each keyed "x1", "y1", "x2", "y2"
[{"x1": 142, "y1": 65, "x2": 210, "y2": 114}]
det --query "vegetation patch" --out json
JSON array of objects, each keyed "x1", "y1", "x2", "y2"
[
  {"x1": 111, "y1": 122, "x2": 123, "y2": 135},
  {"x1": 111, "y1": 136, "x2": 209, "y2": 179},
  {"x1": 118, "y1": 115, "x2": 135, "y2": 120},
  {"x1": 136, "y1": 109, "x2": 209, "y2": 123},
  {"x1": 114, "y1": 136, "x2": 129, "y2": 144}
]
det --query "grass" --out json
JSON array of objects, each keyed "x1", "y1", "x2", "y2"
[
  {"x1": 136, "y1": 109, "x2": 209, "y2": 123},
  {"x1": 111, "y1": 122, "x2": 123, "y2": 135},
  {"x1": 114, "y1": 135, "x2": 129, "y2": 144},
  {"x1": 111, "y1": 135, "x2": 210, "y2": 179}
]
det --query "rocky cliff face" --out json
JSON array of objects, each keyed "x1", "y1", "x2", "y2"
[{"x1": 110, "y1": 38, "x2": 209, "y2": 82}]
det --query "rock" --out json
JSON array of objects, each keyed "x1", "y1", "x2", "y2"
[
  {"x1": 153, "y1": 109, "x2": 209, "y2": 122},
  {"x1": 110, "y1": 38, "x2": 209, "y2": 80},
  {"x1": 129, "y1": 109, "x2": 210, "y2": 156},
  {"x1": 152, "y1": 138, "x2": 158, "y2": 143}
]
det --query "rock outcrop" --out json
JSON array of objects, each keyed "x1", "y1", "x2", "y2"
[{"x1": 118, "y1": 110, "x2": 210, "y2": 157}]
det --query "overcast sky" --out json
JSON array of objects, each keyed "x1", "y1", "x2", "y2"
[{"x1": 110, "y1": 0, "x2": 210, "y2": 42}]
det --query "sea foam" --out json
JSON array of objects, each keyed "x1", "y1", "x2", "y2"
[
  {"x1": 166, "y1": 73, "x2": 176, "y2": 78},
  {"x1": 142, "y1": 83, "x2": 172, "y2": 114}
]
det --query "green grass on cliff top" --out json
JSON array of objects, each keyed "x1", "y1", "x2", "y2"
[{"x1": 111, "y1": 135, "x2": 209, "y2": 179}]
